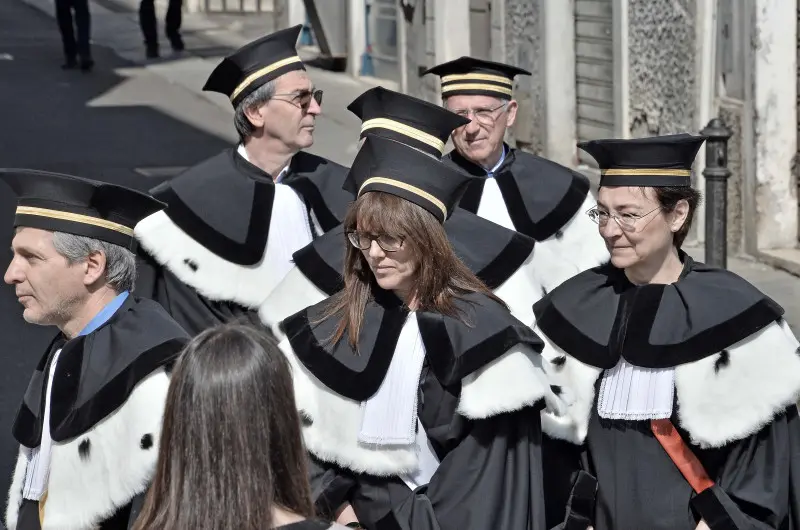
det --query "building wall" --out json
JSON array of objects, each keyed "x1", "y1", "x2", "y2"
[{"x1": 627, "y1": 0, "x2": 697, "y2": 137}]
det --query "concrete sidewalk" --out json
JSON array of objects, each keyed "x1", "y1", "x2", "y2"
[{"x1": 18, "y1": 0, "x2": 373, "y2": 166}]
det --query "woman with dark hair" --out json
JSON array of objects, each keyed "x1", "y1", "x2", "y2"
[
  {"x1": 131, "y1": 324, "x2": 347, "y2": 530},
  {"x1": 535, "y1": 134, "x2": 800, "y2": 529},
  {"x1": 277, "y1": 135, "x2": 581, "y2": 530}
]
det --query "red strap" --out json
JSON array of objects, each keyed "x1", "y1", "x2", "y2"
[{"x1": 650, "y1": 419, "x2": 715, "y2": 493}]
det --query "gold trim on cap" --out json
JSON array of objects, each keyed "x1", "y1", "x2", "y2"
[
  {"x1": 600, "y1": 168, "x2": 691, "y2": 176},
  {"x1": 441, "y1": 83, "x2": 513, "y2": 97},
  {"x1": 230, "y1": 55, "x2": 303, "y2": 102},
  {"x1": 441, "y1": 73, "x2": 513, "y2": 86},
  {"x1": 361, "y1": 118, "x2": 446, "y2": 154},
  {"x1": 15, "y1": 206, "x2": 135, "y2": 236},
  {"x1": 359, "y1": 177, "x2": 447, "y2": 219}
]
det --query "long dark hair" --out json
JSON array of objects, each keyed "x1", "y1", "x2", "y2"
[
  {"x1": 324, "y1": 191, "x2": 504, "y2": 348},
  {"x1": 132, "y1": 324, "x2": 314, "y2": 530}
]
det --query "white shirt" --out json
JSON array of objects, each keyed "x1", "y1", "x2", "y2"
[
  {"x1": 22, "y1": 348, "x2": 63, "y2": 500},
  {"x1": 475, "y1": 147, "x2": 515, "y2": 230}
]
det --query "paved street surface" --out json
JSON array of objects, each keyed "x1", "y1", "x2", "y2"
[{"x1": 2, "y1": 0, "x2": 800, "y2": 509}]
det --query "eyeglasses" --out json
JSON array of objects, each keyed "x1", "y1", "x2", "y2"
[
  {"x1": 449, "y1": 101, "x2": 508, "y2": 126},
  {"x1": 586, "y1": 206, "x2": 663, "y2": 232},
  {"x1": 346, "y1": 231, "x2": 404, "y2": 252},
  {"x1": 271, "y1": 89, "x2": 323, "y2": 111}
]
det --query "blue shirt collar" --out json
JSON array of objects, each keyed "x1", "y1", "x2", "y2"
[
  {"x1": 485, "y1": 145, "x2": 507, "y2": 177},
  {"x1": 78, "y1": 291, "x2": 129, "y2": 336}
]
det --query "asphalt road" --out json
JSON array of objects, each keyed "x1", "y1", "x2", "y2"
[{"x1": 0, "y1": 0, "x2": 235, "y2": 501}]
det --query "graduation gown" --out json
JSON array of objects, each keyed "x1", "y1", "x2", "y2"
[
  {"x1": 5, "y1": 297, "x2": 188, "y2": 530},
  {"x1": 278, "y1": 289, "x2": 561, "y2": 530},
  {"x1": 133, "y1": 147, "x2": 350, "y2": 337},
  {"x1": 259, "y1": 207, "x2": 546, "y2": 338},
  {"x1": 443, "y1": 146, "x2": 609, "y2": 291},
  {"x1": 533, "y1": 254, "x2": 800, "y2": 530}
]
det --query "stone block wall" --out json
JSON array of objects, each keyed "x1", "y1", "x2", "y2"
[{"x1": 718, "y1": 101, "x2": 745, "y2": 254}]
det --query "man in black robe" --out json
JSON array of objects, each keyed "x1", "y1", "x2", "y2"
[
  {"x1": 134, "y1": 25, "x2": 353, "y2": 336},
  {"x1": 422, "y1": 57, "x2": 609, "y2": 293},
  {"x1": 1, "y1": 169, "x2": 188, "y2": 530}
]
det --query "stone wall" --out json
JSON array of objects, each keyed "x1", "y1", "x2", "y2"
[
  {"x1": 627, "y1": 0, "x2": 697, "y2": 137},
  {"x1": 504, "y1": 0, "x2": 544, "y2": 154},
  {"x1": 718, "y1": 101, "x2": 744, "y2": 254}
]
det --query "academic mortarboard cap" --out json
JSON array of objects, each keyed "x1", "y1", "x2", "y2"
[
  {"x1": 421, "y1": 56, "x2": 531, "y2": 99},
  {"x1": 347, "y1": 87, "x2": 469, "y2": 158},
  {"x1": 578, "y1": 133, "x2": 707, "y2": 187},
  {"x1": 0, "y1": 169, "x2": 165, "y2": 250},
  {"x1": 203, "y1": 25, "x2": 306, "y2": 107},
  {"x1": 343, "y1": 136, "x2": 472, "y2": 223}
]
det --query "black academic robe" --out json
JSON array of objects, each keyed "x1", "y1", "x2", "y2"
[
  {"x1": 5, "y1": 297, "x2": 188, "y2": 530},
  {"x1": 533, "y1": 253, "x2": 800, "y2": 530},
  {"x1": 259, "y1": 207, "x2": 539, "y2": 336},
  {"x1": 133, "y1": 147, "x2": 350, "y2": 337},
  {"x1": 443, "y1": 146, "x2": 609, "y2": 291},
  {"x1": 278, "y1": 288, "x2": 574, "y2": 530}
]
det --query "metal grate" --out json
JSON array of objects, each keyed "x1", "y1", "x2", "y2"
[{"x1": 204, "y1": 0, "x2": 271, "y2": 14}]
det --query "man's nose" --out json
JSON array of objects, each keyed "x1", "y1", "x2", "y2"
[{"x1": 4, "y1": 258, "x2": 23, "y2": 285}]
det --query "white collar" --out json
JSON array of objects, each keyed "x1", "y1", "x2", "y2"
[{"x1": 237, "y1": 144, "x2": 291, "y2": 183}]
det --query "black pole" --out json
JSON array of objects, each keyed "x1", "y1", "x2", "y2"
[{"x1": 700, "y1": 118, "x2": 732, "y2": 268}]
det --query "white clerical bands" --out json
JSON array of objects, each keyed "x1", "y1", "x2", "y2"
[
  {"x1": 360, "y1": 119, "x2": 446, "y2": 155},
  {"x1": 229, "y1": 55, "x2": 304, "y2": 102},
  {"x1": 358, "y1": 177, "x2": 448, "y2": 220},
  {"x1": 440, "y1": 73, "x2": 514, "y2": 97},
  {"x1": 15, "y1": 206, "x2": 135, "y2": 236}
]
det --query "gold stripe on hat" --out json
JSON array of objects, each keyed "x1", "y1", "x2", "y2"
[
  {"x1": 441, "y1": 83, "x2": 513, "y2": 97},
  {"x1": 359, "y1": 177, "x2": 447, "y2": 219},
  {"x1": 16, "y1": 206, "x2": 135, "y2": 236},
  {"x1": 441, "y1": 73, "x2": 513, "y2": 86},
  {"x1": 601, "y1": 168, "x2": 691, "y2": 176},
  {"x1": 230, "y1": 55, "x2": 303, "y2": 102},
  {"x1": 361, "y1": 118, "x2": 446, "y2": 154}
]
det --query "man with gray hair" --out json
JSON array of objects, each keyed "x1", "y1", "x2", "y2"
[
  {"x1": 135, "y1": 25, "x2": 352, "y2": 337},
  {"x1": 1, "y1": 169, "x2": 188, "y2": 530}
]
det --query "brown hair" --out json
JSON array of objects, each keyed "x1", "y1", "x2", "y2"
[
  {"x1": 323, "y1": 191, "x2": 504, "y2": 348},
  {"x1": 650, "y1": 186, "x2": 702, "y2": 248},
  {"x1": 132, "y1": 324, "x2": 314, "y2": 530}
]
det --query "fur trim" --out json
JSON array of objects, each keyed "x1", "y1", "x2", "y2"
[
  {"x1": 134, "y1": 185, "x2": 306, "y2": 308},
  {"x1": 538, "y1": 332, "x2": 602, "y2": 445},
  {"x1": 493, "y1": 251, "x2": 542, "y2": 327},
  {"x1": 6, "y1": 369, "x2": 170, "y2": 529},
  {"x1": 258, "y1": 266, "x2": 328, "y2": 341},
  {"x1": 5, "y1": 447, "x2": 30, "y2": 529},
  {"x1": 676, "y1": 320, "x2": 800, "y2": 448},
  {"x1": 533, "y1": 195, "x2": 609, "y2": 295},
  {"x1": 279, "y1": 338, "x2": 419, "y2": 477},
  {"x1": 458, "y1": 344, "x2": 553, "y2": 419}
]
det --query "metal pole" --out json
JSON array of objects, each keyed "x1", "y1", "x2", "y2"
[{"x1": 700, "y1": 117, "x2": 732, "y2": 268}]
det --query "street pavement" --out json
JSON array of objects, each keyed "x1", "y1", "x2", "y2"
[{"x1": 2, "y1": 0, "x2": 800, "y2": 511}]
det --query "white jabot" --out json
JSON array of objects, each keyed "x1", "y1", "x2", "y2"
[
  {"x1": 22, "y1": 348, "x2": 63, "y2": 501},
  {"x1": 237, "y1": 144, "x2": 312, "y2": 285},
  {"x1": 359, "y1": 314, "x2": 426, "y2": 445},
  {"x1": 597, "y1": 357, "x2": 675, "y2": 420},
  {"x1": 356, "y1": 314, "x2": 441, "y2": 489},
  {"x1": 477, "y1": 178, "x2": 515, "y2": 230}
]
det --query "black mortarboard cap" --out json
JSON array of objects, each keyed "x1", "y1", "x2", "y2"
[
  {"x1": 0, "y1": 169, "x2": 165, "y2": 250},
  {"x1": 343, "y1": 136, "x2": 472, "y2": 223},
  {"x1": 421, "y1": 56, "x2": 531, "y2": 99},
  {"x1": 347, "y1": 87, "x2": 469, "y2": 158},
  {"x1": 578, "y1": 133, "x2": 707, "y2": 187},
  {"x1": 203, "y1": 25, "x2": 306, "y2": 107}
]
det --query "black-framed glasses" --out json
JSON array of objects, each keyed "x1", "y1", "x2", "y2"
[
  {"x1": 448, "y1": 101, "x2": 508, "y2": 125},
  {"x1": 346, "y1": 231, "x2": 404, "y2": 252},
  {"x1": 586, "y1": 206, "x2": 663, "y2": 232},
  {"x1": 271, "y1": 89, "x2": 323, "y2": 111}
]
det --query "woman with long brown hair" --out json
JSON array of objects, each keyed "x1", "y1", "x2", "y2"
[
  {"x1": 131, "y1": 324, "x2": 347, "y2": 530},
  {"x1": 278, "y1": 135, "x2": 574, "y2": 530}
]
